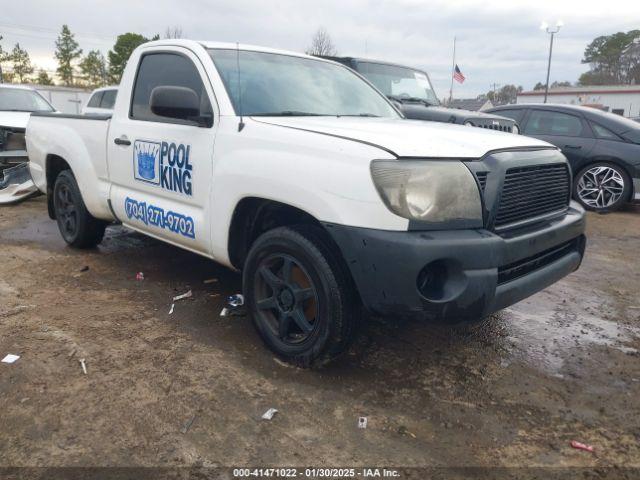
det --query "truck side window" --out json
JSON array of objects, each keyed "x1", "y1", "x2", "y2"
[
  {"x1": 131, "y1": 53, "x2": 212, "y2": 125},
  {"x1": 87, "y1": 91, "x2": 103, "y2": 108},
  {"x1": 100, "y1": 89, "x2": 117, "y2": 109}
]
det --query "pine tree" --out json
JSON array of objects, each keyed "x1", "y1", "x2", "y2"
[
  {"x1": 79, "y1": 50, "x2": 106, "y2": 87},
  {"x1": 0, "y1": 35, "x2": 10, "y2": 83},
  {"x1": 107, "y1": 33, "x2": 149, "y2": 84},
  {"x1": 36, "y1": 69, "x2": 54, "y2": 86},
  {"x1": 54, "y1": 25, "x2": 82, "y2": 86},
  {"x1": 11, "y1": 43, "x2": 34, "y2": 83}
]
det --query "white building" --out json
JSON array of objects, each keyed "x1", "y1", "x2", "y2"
[{"x1": 517, "y1": 85, "x2": 640, "y2": 118}]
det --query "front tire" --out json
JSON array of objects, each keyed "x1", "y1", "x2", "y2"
[
  {"x1": 53, "y1": 170, "x2": 107, "y2": 248},
  {"x1": 243, "y1": 225, "x2": 359, "y2": 367},
  {"x1": 573, "y1": 162, "x2": 630, "y2": 212}
]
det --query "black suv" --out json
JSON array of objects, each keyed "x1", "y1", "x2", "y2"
[
  {"x1": 322, "y1": 56, "x2": 518, "y2": 133},
  {"x1": 487, "y1": 103, "x2": 640, "y2": 212}
]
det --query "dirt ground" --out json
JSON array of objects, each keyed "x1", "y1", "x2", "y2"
[{"x1": 1, "y1": 196, "x2": 639, "y2": 475}]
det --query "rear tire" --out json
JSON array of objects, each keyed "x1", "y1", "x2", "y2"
[
  {"x1": 243, "y1": 225, "x2": 360, "y2": 368},
  {"x1": 53, "y1": 170, "x2": 107, "y2": 248},
  {"x1": 573, "y1": 162, "x2": 630, "y2": 212}
]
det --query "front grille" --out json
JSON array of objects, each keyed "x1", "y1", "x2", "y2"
[
  {"x1": 498, "y1": 238, "x2": 578, "y2": 284},
  {"x1": 494, "y1": 163, "x2": 570, "y2": 228},
  {"x1": 476, "y1": 124, "x2": 512, "y2": 133},
  {"x1": 476, "y1": 171, "x2": 488, "y2": 191}
]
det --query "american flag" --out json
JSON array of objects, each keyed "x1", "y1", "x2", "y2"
[{"x1": 453, "y1": 64, "x2": 465, "y2": 84}]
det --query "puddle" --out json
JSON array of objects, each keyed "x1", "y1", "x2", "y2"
[
  {"x1": 502, "y1": 288, "x2": 640, "y2": 374},
  {"x1": 0, "y1": 213, "x2": 67, "y2": 250},
  {"x1": 99, "y1": 225, "x2": 157, "y2": 253},
  {"x1": 0, "y1": 215, "x2": 156, "y2": 255}
]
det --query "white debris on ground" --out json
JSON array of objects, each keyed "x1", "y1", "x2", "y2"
[
  {"x1": 261, "y1": 408, "x2": 278, "y2": 420},
  {"x1": 173, "y1": 290, "x2": 193, "y2": 302},
  {"x1": 79, "y1": 358, "x2": 87, "y2": 375},
  {"x1": 358, "y1": 417, "x2": 368, "y2": 429},
  {"x1": 1, "y1": 354, "x2": 20, "y2": 364},
  {"x1": 228, "y1": 294, "x2": 244, "y2": 307}
]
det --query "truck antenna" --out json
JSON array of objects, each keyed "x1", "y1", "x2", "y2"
[{"x1": 236, "y1": 42, "x2": 245, "y2": 132}]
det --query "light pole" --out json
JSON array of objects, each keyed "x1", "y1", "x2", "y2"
[{"x1": 541, "y1": 21, "x2": 563, "y2": 103}]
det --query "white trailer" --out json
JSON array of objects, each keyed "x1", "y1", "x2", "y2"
[{"x1": 27, "y1": 84, "x2": 91, "y2": 114}]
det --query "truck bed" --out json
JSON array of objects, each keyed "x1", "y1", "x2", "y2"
[{"x1": 27, "y1": 111, "x2": 115, "y2": 220}]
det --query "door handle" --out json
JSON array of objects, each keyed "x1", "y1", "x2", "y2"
[
  {"x1": 114, "y1": 137, "x2": 131, "y2": 146},
  {"x1": 564, "y1": 144, "x2": 582, "y2": 149}
]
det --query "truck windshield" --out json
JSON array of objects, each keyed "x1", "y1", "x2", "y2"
[
  {"x1": 209, "y1": 49, "x2": 399, "y2": 118},
  {"x1": 0, "y1": 88, "x2": 54, "y2": 112},
  {"x1": 356, "y1": 62, "x2": 440, "y2": 106}
]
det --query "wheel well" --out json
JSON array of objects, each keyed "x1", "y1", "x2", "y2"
[
  {"x1": 228, "y1": 198, "x2": 323, "y2": 270},
  {"x1": 45, "y1": 155, "x2": 71, "y2": 219}
]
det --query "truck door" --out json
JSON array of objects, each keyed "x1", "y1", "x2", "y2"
[{"x1": 107, "y1": 48, "x2": 217, "y2": 255}]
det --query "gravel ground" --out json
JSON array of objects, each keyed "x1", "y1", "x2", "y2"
[{"x1": 0, "y1": 196, "x2": 639, "y2": 477}]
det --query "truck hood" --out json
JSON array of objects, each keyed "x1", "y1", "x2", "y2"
[
  {"x1": 252, "y1": 117, "x2": 551, "y2": 158},
  {"x1": 0, "y1": 111, "x2": 31, "y2": 129},
  {"x1": 398, "y1": 104, "x2": 515, "y2": 127}
]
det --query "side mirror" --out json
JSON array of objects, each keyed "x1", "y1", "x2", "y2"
[{"x1": 150, "y1": 86, "x2": 202, "y2": 124}]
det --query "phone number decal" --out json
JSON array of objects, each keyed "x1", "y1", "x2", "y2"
[{"x1": 125, "y1": 197, "x2": 195, "y2": 239}]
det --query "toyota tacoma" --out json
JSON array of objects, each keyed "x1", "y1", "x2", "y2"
[{"x1": 26, "y1": 40, "x2": 586, "y2": 366}]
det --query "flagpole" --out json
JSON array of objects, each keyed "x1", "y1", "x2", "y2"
[{"x1": 449, "y1": 36, "x2": 456, "y2": 105}]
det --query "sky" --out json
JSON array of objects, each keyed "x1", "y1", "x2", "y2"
[{"x1": 1, "y1": 0, "x2": 639, "y2": 99}]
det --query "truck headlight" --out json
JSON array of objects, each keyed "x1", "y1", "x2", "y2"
[
  {"x1": 512, "y1": 124, "x2": 520, "y2": 134},
  {"x1": 370, "y1": 160, "x2": 482, "y2": 224}
]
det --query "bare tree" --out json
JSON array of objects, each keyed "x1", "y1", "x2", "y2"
[
  {"x1": 305, "y1": 27, "x2": 337, "y2": 56},
  {"x1": 164, "y1": 26, "x2": 183, "y2": 39}
]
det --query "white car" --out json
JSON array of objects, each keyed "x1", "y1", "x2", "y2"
[
  {"x1": 26, "y1": 40, "x2": 586, "y2": 366},
  {"x1": 0, "y1": 84, "x2": 55, "y2": 204},
  {"x1": 82, "y1": 86, "x2": 118, "y2": 115}
]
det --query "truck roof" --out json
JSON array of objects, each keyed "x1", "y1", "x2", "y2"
[
  {"x1": 144, "y1": 39, "x2": 331, "y2": 64},
  {"x1": 320, "y1": 55, "x2": 428, "y2": 74}
]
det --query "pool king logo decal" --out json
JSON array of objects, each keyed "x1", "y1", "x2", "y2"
[
  {"x1": 133, "y1": 140, "x2": 193, "y2": 196},
  {"x1": 134, "y1": 140, "x2": 161, "y2": 184}
]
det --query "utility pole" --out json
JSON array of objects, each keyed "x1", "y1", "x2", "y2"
[
  {"x1": 541, "y1": 21, "x2": 563, "y2": 103},
  {"x1": 448, "y1": 36, "x2": 456, "y2": 105},
  {"x1": 0, "y1": 35, "x2": 4, "y2": 83}
]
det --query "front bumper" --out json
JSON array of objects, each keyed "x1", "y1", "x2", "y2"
[
  {"x1": 633, "y1": 177, "x2": 640, "y2": 203},
  {"x1": 0, "y1": 162, "x2": 38, "y2": 204},
  {"x1": 324, "y1": 203, "x2": 586, "y2": 323}
]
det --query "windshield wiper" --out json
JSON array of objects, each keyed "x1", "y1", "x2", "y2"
[
  {"x1": 249, "y1": 111, "x2": 330, "y2": 117},
  {"x1": 337, "y1": 113, "x2": 380, "y2": 117},
  {"x1": 388, "y1": 95, "x2": 435, "y2": 107},
  {"x1": 250, "y1": 111, "x2": 381, "y2": 118}
]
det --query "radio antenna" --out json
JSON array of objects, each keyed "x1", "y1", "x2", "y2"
[{"x1": 236, "y1": 42, "x2": 245, "y2": 132}]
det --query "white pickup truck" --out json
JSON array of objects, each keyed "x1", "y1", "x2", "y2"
[{"x1": 27, "y1": 40, "x2": 586, "y2": 366}]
